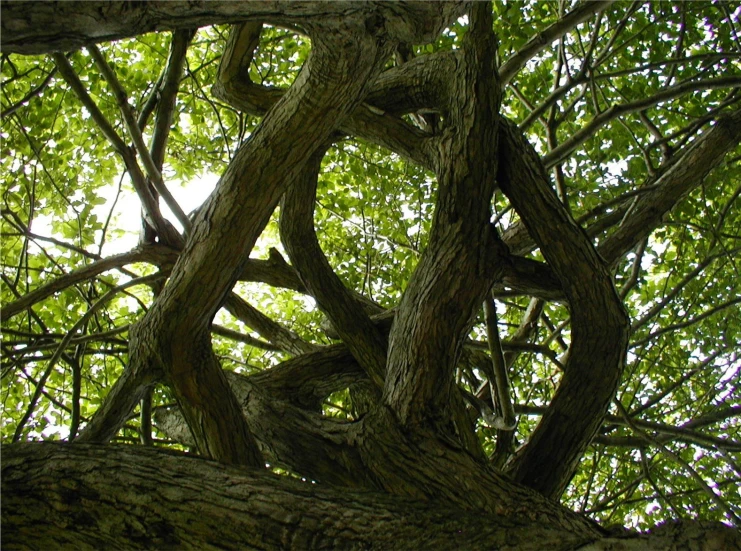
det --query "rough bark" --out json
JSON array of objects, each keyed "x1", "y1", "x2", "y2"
[
  {"x1": 4, "y1": 2, "x2": 741, "y2": 549},
  {"x1": 0, "y1": 1, "x2": 466, "y2": 55},
  {"x1": 498, "y1": 118, "x2": 630, "y2": 499},
  {"x1": 280, "y1": 145, "x2": 388, "y2": 389},
  {"x1": 384, "y1": 3, "x2": 505, "y2": 438},
  {"x1": 77, "y1": 6, "x2": 399, "y2": 466},
  {"x1": 4, "y1": 443, "x2": 738, "y2": 551}
]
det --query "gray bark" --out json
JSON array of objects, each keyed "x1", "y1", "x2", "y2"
[{"x1": 0, "y1": 1, "x2": 466, "y2": 54}]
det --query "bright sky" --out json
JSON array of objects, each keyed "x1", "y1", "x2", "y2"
[{"x1": 95, "y1": 172, "x2": 220, "y2": 256}]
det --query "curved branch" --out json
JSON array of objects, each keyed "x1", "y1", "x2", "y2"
[
  {"x1": 122, "y1": 13, "x2": 395, "y2": 467},
  {"x1": 280, "y1": 145, "x2": 388, "y2": 389},
  {"x1": 384, "y1": 3, "x2": 506, "y2": 433},
  {"x1": 213, "y1": 23, "x2": 437, "y2": 170},
  {"x1": 498, "y1": 118, "x2": 630, "y2": 499}
]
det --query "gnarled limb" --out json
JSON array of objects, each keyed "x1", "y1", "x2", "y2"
[
  {"x1": 78, "y1": 10, "x2": 398, "y2": 465},
  {"x1": 1, "y1": 2, "x2": 467, "y2": 54},
  {"x1": 280, "y1": 145, "x2": 388, "y2": 389},
  {"x1": 498, "y1": 117, "x2": 630, "y2": 499},
  {"x1": 384, "y1": 3, "x2": 504, "y2": 438},
  {"x1": 2, "y1": 442, "x2": 606, "y2": 550}
]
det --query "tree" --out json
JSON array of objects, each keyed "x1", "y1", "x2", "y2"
[{"x1": 2, "y1": 1, "x2": 740, "y2": 548}]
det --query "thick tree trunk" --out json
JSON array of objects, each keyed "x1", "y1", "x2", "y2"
[{"x1": 3, "y1": 443, "x2": 739, "y2": 551}]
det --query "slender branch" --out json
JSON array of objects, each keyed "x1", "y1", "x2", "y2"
[
  {"x1": 499, "y1": 1, "x2": 615, "y2": 85},
  {"x1": 483, "y1": 296, "x2": 516, "y2": 430},
  {"x1": 50, "y1": 53, "x2": 179, "y2": 246},
  {"x1": 630, "y1": 350, "x2": 724, "y2": 417},
  {"x1": 631, "y1": 297, "x2": 741, "y2": 348},
  {"x1": 211, "y1": 324, "x2": 281, "y2": 352},
  {"x1": 1, "y1": 66, "x2": 57, "y2": 118},
  {"x1": 222, "y1": 294, "x2": 317, "y2": 356},
  {"x1": 87, "y1": 44, "x2": 190, "y2": 232},
  {"x1": 49, "y1": 53, "x2": 130, "y2": 155},
  {"x1": 618, "y1": 238, "x2": 647, "y2": 299},
  {"x1": 517, "y1": 404, "x2": 741, "y2": 452},
  {"x1": 149, "y1": 29, "x2": 196, "y2": 171},
  {"x1": 2, "y1": 248, "x2": 168, "y2": 319},
  {"x1": 632, "y1": 248, "x2": 741, "y2": 332},
  {"x1": 543, "y1": 76, "x2": 741, "y2": 168}
]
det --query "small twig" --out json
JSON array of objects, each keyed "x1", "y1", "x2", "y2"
[{"x1": 1, "y1": 66, "x2": 58, "y2": 118}]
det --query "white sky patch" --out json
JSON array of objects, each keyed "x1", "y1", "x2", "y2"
[{"x1": 90, "y1": 171, "x2": 221, "y2": 256}]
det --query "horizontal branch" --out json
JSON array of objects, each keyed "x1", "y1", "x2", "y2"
[
  {"x1": 1, "y1": 1, "x2": 466, "y2": 54},
  {"x1": 2, "y1": 443, "x2": 603, "y2": 550},
  {"x1": 517, "y1": 405, "x2": 741, "y2": 452}
]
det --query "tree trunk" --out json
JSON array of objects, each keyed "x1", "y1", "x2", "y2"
[{"x1": 3, "y1": 443, "x2": 739, "y2": 551}]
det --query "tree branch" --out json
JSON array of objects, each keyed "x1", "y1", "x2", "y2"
[
  {"x1": 542, "y1": 77, "x2": 741, "y2": 168},
  {"x1": 280, "y1": 144, "x2": 388, "y2": 389},
  {"x1": 384, "y1": 3, "x2": 505, "y2": 433},
  {"x1": 87, "y1": 44, "x2": 191, "y2": 232},
  {"x1": 498, "y1": 117, "x2": 630, "y2": 499},
  {"x1": 2, "y1": 443, "x2": 608, "y2": 550},
  {"x1": 1, "y1": 1, "x2": 467, "y2": 54},
  {"x1": 499, "y1": 1, "x2": 614, "y2": 85},
  {"x1": 598, "y1": 108, "x2": 741, "y2": 267},
  {"x1": 50, "y1": 53, "x2": 182, "y2": 247}
]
